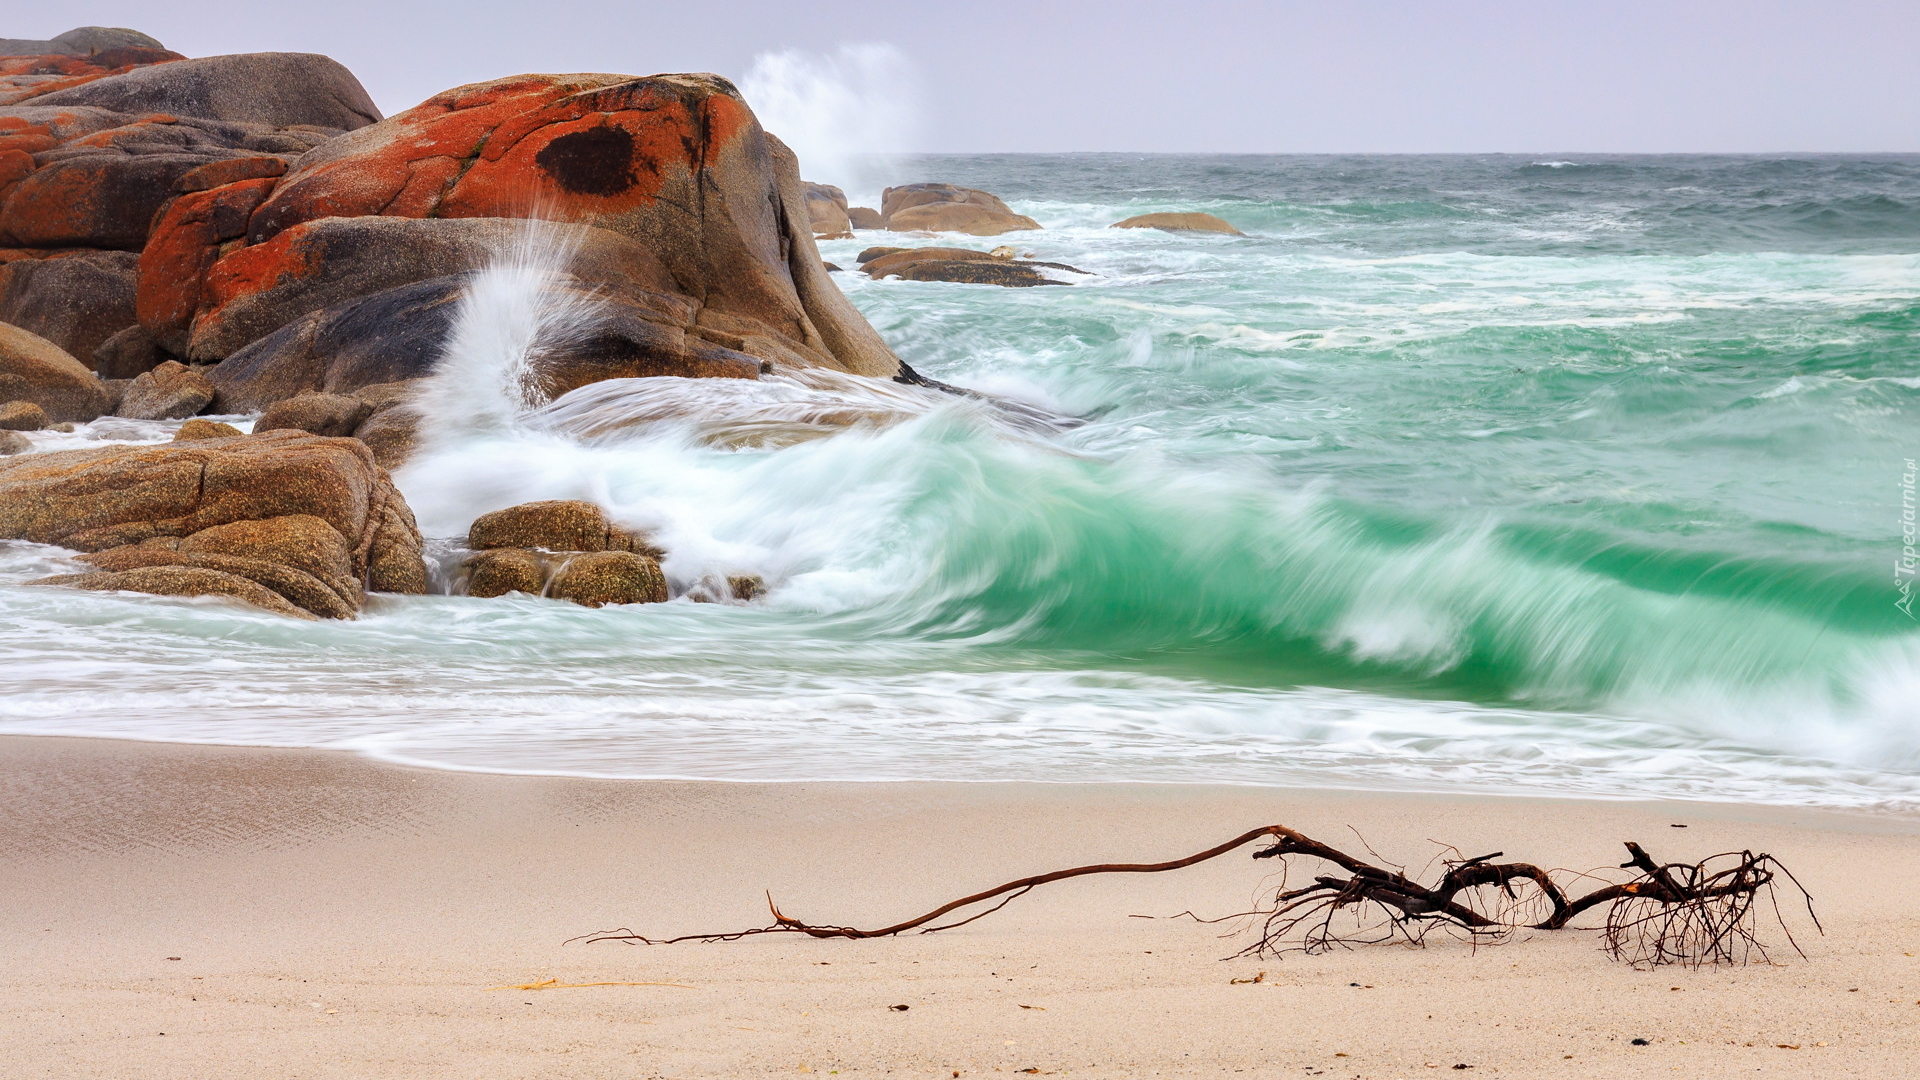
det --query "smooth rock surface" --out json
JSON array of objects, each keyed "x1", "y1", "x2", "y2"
[
  {"x1": 0, "y1": 320, "x2": 107, "y2": 421},
  {"x1": 26, "y1": 53, "x2": 381, "y2": 130}
]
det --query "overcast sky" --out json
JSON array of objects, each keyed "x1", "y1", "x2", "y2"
[{"x1": 22, "y1": 1, "x2": 1920, "y2": 153}]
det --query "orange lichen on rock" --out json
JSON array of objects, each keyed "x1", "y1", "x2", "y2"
[
  {"x1": 249, "y1": 74, "x2": 756, "y2": 243},
  {"x1": 138, "y1": 177, "x2": 280, "y2": 352}
]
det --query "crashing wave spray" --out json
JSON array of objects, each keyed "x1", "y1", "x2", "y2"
[
  {"x1": 740, "y1": 43, "x2": 920, "y2": 207},
  {"x1": 413, "y1": 219, "x2": 604, "y2": 449}
]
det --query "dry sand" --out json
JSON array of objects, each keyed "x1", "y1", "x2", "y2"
[{"x1": 3, "y1": 734, "x2": 1919, "y2": 1078}]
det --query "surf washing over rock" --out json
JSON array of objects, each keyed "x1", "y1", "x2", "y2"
[{"x1": 0, "y1": 30, "x2": 1916, "y2": 813}]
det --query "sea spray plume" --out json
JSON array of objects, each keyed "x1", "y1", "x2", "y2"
[
  {"x1": 414, "y1": 218, "x2": 605, "y2": 448},
  {"x1": 740, "y1": 43, "x2": 920, "y2": 207}
]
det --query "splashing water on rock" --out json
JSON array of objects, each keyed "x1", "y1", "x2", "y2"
[{"x1": 414, "y1": 220, "x2": 605, "y2": 448}]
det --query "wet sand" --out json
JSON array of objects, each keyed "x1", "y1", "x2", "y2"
[{"x1": 3, "y1": 734, "x2": 1918, "y2": 1078}]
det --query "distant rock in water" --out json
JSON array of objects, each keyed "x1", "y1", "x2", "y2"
[
  {"x1": 3, "y1": 429, "x2": 428, "y2": 618},
  {"x1": 880, "y1": 183, "x2": 1039, "y2": 236},
  {"x1": 1110, "y1": 211, "x2": 1244, "y2": 235},
  {"x1": 848, "y1": 206, "x2": 883, "y2": 229},
  {"x1": 803, "y1": 182, "x2": 854, "y2": 239},
  {"x1": 857, "y1": 245, "x2": 1086, "y2": 288}
]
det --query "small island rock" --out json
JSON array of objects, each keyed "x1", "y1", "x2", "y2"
[{"x1": 1110, "y1": 212, "x2": 1245, "y2": 235}]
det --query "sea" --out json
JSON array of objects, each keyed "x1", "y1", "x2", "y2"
[{"x1": 3, "y1": 153, "x2": 1918, "y2": 812}]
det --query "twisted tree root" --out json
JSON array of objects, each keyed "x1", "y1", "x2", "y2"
[{"x1": 573, "y1": 826, "x2": 1815, "y2": 967}]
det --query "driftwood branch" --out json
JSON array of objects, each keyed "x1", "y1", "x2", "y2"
[{"x1": 575, "y1": 825, "x2": 1816, "y2": 967}]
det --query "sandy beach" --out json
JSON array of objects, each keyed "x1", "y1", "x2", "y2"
[{"x1": 1, "y1": 735, "x2": 1916, "y2": 1078}]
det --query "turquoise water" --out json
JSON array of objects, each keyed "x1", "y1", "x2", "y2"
[{"x1": 2, "y1": 154, "x2": 1917, "y2": 809}]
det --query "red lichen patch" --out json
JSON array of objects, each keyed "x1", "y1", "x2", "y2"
[
  {"x1": 70, "y1": 115, "x2": 185, "y2": 150},
  {"x1": 0, "y1": 159, "x2": 109, "y2": 246},
  {"x1": 0, "y1": 148, "x2": 34, "y2": 188},
  {"x1": 176, "y1": 157, "x2": 287, "y2": 193},
  {"x1": 248, "y1": 74, "x2": 756, "y2": 242},
  {"x1": 139, "y1": 178, "x2": 281, "y2": 350},
  {"x1": 0, "y1": 50, "x2": 185, "y2": 106},
  {"x1": 0, "y1": 128, "x2": 56, "y2": 155},
  {"x1": 195, "y1": 221, "x2": 327, "y2": 323}
]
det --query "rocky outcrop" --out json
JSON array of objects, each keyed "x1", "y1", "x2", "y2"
[
  {"x1": 1110, "y1": 211, "x2": 1244, "y2": 235},
  {"x1": 0, "y1": 27, "x2": 166, "y2": 58},
  {"x1": 803, "y1": 182, "x2": 853, "y2": 239},
  {"x1": 117, "y1": 359, "x2": 213, "y2": 420},
  {"x1": 25, "y1": 53, "x2": 381, "y2": 130},
  {"x1": 3, "y1": 429, "x2": 427, "y2": 617},
  {"x1": 856, "y1": 245, "x2": 1085, "y2": 288},
  {"x1": 848, "y1": 206, "x2": 882, "y2": 230},
  {"x1": 461, "y1": 499, "x2": 667, "y2": 606},
  {"x1": 880, "y1": 183, "x2": 1038, "y2": 236},
  {"x1": 1, "y1": 43, "x2": 381, "y2": 379},
  {"x1": 215, "y1": 73, "x2": 900, "y2": 385},
  {"x1": 0, "y1": 320, "x2": 107, "y2": 420}
]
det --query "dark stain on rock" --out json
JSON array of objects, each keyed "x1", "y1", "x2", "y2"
[{"x1": 534, "y1": 125, "x2": 637, "y2": 197}]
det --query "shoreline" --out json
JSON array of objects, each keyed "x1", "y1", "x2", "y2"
[{"x1": 6, "y1": 734, "x2": 1919, "y2": 1078}]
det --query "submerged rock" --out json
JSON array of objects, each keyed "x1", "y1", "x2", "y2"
[
  {"x1": 2, "y1": 429, "x2": 427, "y2": 617},
  {"x1": 467, "y1": 499, "x2": 661, "y2": 557},
  {"x1": 547, "y1": 550, "x2": 668, "y2": 607},
  {"x1": 1110, "y1": 211, "x2": 1244, "y2": 235},
  {"x1": 859, "y1": 245, "x2": 1086, "y2": 288},
  {"x1": 465, "y1": 547, "x2": 547, "y2": 599},
  {"x1": 880, "y1": 183, "x2": 1039, "y2": 235},
  {"x1": 0, "y1": 428, "x2": 27, "y2": 454},
  {"x1": 460, "y1": 500, "x2": 669, "y2": 607}
]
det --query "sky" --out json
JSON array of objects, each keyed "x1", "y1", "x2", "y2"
[{"x1": 18, "y1": 1, "x2": 1920, "y2": 154}]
